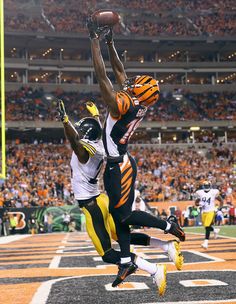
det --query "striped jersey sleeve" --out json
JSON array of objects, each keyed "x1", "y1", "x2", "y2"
[
  {"x1": 79, "y1": 139, "x2": 97, "y2": 156},
  {"x1": 116, "y1": 91, "x2": 134, "y2": 116}
]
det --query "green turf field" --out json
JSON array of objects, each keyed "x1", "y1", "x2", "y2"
[{"x1": 184, "y1": 225, "x2": 236, "y2": 238}]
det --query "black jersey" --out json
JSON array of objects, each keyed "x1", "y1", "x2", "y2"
[{"x1": 103, "y1": 90, "x2": 147, "y2": 157}]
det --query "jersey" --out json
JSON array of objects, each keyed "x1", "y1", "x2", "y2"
[
  {"x1": 195, "y1": 188, "x2": 220, "y2": 212},
  {"x1": 70, "y1": 139, "x2": 105, "y2": 200},
  {"x1": 103, "y1": 90, "x2": 147, "y2": 157}
]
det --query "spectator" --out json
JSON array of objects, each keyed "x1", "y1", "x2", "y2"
[
  {"x1": 2, "y1": 211, "x2": 10, "y2": 236},
  {"x1": 62, "y1": 212, "x2": 71, "y2": 231},
  {"x1": 160, "y1": 209, "x2": 168, "y2": 220},
  {"x1": 216, "y1": 208, "x2": 224, "y2": 226},
  {"x1": 9, "y1": 213, "x2": 17, "y2": 234},
  {"x1": 229, "y1": 204, "x2": 236, "y2": 225}
]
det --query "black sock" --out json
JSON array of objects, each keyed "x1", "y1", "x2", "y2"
[
  {"x1": 205, "y1": 226, "x2": 214, "y2": 239},
  {"x1": 130, "y1": 232, "x2": 150, "y2": 246},
  {"x1": 123, "y1": 211, "x2": 167, "y2": 230}
]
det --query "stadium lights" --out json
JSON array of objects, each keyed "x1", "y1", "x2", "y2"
[{"x1": 190, "y1": 127, "x2": 200, "y2": 131}]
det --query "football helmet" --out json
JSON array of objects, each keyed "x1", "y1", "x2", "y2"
[
  {"x1": 74, "y1": 117, "x2": 102, "y2": 141},
  {"x1": 123, "y1": 75, "x2": 160, "y2": 107},
  {"x1": 202, "y1": 180, "x2": 211, "y2": 192}
]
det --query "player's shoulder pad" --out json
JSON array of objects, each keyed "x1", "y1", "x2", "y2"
[
  {"x1": 79, "y1": 139, "x2": 97, "y2": 156},
  {"x1": 116, "y1": 90, "x2": 134, "y2": 115}
]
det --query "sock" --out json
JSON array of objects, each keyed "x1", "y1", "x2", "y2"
[
  {"x1": 121, "y1": 257, "x2": 131, "y2": 264},
  {"x1": 165, "y1": 222, "x2": 171, "y2": 231},
  {"x1": 136, "y1": 256, "x2": 157, "y2": 275},
  {"x1": 203, "y1": 239, "x2": 209, "y2": 245},
  {"x1": 150, "y1": 237, "x2": 169, "y2": 252},
  {"x1": 124, "y1": 211, "x2": 167, "y2": 230}
]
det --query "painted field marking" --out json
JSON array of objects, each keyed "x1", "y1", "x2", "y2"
[
  {"x1": 105, "y1": 282, "x2": 149, "y2": 291},
  {"x1": 144, "y1": 300, "x2": 236, "y2": 304},
  {"x1": 186, "y1": 249, "x2": 225, "y2": 262},
  {"x1": 0, "y1": 235, "x2": 30, "y2": 244},
  {"x1": 49, "y1": 256, "x2": 61, "y2": 268},
  {"x1": 30, "y1": 271, "x2": 236, "y2": 304},
  {"x1": 179, "y1": 279, "x2": 228, "y2": 287}
]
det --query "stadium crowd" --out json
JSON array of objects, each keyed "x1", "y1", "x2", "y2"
[
  {"x1": 0, "y1": 144, "x2": 235, "y2": 209},
  {"x1": 6, "y1": 87, "x2": 236, "y2": 122},
  {"x1": 4, "y1": 0, "x2": 236, "y2": 37}
]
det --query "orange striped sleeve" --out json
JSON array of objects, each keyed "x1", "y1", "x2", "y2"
[{"x1": 116, "y1": 91, "x2": 133, "y2": 115}]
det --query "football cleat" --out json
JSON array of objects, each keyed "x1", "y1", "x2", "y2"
[
  {"x1": 165, "y1": 221, "x2": 186, "y2": 242},
  {"x1": 201, "y1": 240, "x2": 208, "y2": 249},
  {"x1": 167, "y1": 240, "x2": 184, "y2": 271},
  {"x1": 152, "y1": 264, "x2": 167, "y2": 296},
  {"x1": 112, "y1": 261, "x2": 138, "y2": 287}
]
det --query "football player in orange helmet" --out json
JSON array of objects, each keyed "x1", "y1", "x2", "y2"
[{"x1": 87, "y1": 19, "x2": 185, "y2": 287}]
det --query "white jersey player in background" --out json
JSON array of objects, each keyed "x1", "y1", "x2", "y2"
[{"x1": 195, "y1": 181, "x2": 224, "y2": 249}]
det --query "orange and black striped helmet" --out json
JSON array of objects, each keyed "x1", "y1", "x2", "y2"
[{"x1": 123, "y1": 75, "x2": 160, "y2": 107}]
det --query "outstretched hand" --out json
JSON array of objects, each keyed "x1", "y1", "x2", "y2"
[
  {"x1": 86, "y1": 101, "x2": 99, "y2": 117},
  {"x1": 86, "y1": 16, "x2": 111, "y2": 40},
  {"x1": 86, "y1": 16, "x2": 99, "y2": 39},
  {"x1": 104, "y1": 27, "x2": 113, "y2": 45},
  {"x1": 57, "y1": 99, "x2": 68, "y2": 123}
]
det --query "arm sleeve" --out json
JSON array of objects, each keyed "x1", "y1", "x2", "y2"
[
  {"x1": 79, "y1": 139, "x2": 96, "y2": 157},
  {"x1": 116, "y1": 91, "x2": 133, "y2": 116}
]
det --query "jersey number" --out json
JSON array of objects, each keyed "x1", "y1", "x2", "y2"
[
  {"x1": 119, "y1": 118, "x2": 143, "y2": 144},
  {"x1": 202, "y1": 197, "x2": 211, "y2": 205}
]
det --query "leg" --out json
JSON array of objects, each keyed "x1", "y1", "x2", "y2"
[{"x1": 201, "y1": 211, "x2": 215, "y2": 249}]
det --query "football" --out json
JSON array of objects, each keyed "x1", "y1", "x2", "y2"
[{"x1": 91, "y1": 10, "x2": 120, "y2": 27}]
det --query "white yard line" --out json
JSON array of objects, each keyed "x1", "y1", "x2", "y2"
[{"x1": 0, "y1": 234, "x2": 31, "y2": 244}]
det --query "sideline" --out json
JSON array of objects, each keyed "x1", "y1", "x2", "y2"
[{"x1": 0, "y1": 234, "x2": 31, "y2": 244}]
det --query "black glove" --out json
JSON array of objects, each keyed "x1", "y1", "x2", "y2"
[
  {"x1": 86, "y1": 16, "x2": 100, "y2": 39},
  {"x1": 104, "y1": 27, "x2": 113, "y2": 45},
  {"x1": 57, "y1": 99, "x2": 68, "y2": 123},
  {"x1": 86, "y1": 16, "x2": 110, "y2": 39}
]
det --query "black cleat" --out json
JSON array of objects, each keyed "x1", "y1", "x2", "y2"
[
  {"x1": 112, "y1": 261, "x2": 138, "y2": 287},
  {"x1": 165, "y1": 221, "x2": 186, "y2": 242}
]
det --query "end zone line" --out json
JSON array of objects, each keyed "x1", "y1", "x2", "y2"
[{"x1": 0, "y1": 234, "x2": 31, "y2": 244}]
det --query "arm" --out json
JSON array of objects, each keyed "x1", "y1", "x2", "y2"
[
  {"x1": 57, "y1": 100, "x2": 89, "y2": 164},
  {"x1": 90, "y1": 38, "x2": 119, "y2": 118},
  {"x1": 195, "y1": 198, "x2": 200, "y2": 206},
  {"x1": 105, "y1": 28, "x2": 127, "y2": 87},
  {"x1": 216, "y1": 194, "x2": 224, "y2": 207}
]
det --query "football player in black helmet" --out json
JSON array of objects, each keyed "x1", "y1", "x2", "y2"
[{"x1": 74, "y1": 117, "x2": 102, "y2": 141}]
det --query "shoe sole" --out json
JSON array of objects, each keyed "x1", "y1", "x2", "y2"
[
  {"x1": 169, "y1": 241, "x2": 184, "y2": 271},
  {"x1": 158, "y1": 264, "x2": 167, "y2": 296}
]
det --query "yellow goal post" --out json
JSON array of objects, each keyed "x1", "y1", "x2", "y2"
[{"x1": 0, "y1": 0, "x2": 6, "y2": 179}]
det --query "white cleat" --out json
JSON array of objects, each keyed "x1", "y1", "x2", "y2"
[
  {"x1": 214, "y1": 228, "x2": 220, "y2": 239},
  {"x1": 152, "y1": 264, "x2": 167, "y2": 296},
  {"x1": 167, "y1": 240, "x2": 184, "y2": 271},
  {"x1": 201, "y1": 240, "x2": 208, "y2": 249}
]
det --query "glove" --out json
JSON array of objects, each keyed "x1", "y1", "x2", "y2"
[
  {"x1": 86, "y1": 16, "x2": 110, "y2": 39},
  {"x1": 104, "y1": 27, "x2": 113, "y2": 45},
  {"x1": 86, "y1": 101, "x2": 99, "y2": 117},
  {"x1": 57, "y1": 99, "x2": 69, "y2": 123},
  {"x1": 86, "y1": 16, "x2": 100, "y2": 39}
]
